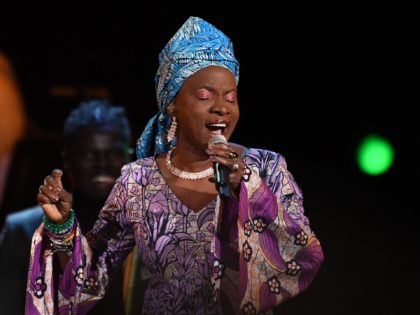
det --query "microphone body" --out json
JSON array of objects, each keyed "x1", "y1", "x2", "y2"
[{"x1": 209, "y1": 135, "x2": 231, "y2": 200}]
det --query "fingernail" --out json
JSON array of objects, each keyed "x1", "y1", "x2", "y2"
[{"x1": 52, "y1": 169, "x2": 63, "y2": 176}]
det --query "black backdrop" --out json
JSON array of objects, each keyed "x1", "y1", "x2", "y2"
[{"x1": 1, "y1": 8, "x2": 418, "y2": 314}]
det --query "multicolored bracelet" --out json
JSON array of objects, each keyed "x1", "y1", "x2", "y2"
[
  {"x1": 43, "y1": 210, "x2": 77, "y2": 255},
  {"x1": 43, "y1": 210, "x2": 75, "y2": 234}
]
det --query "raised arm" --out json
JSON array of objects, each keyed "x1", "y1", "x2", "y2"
[{"x1": 26, "y1": 165, "x2": 136, "y2": 315}]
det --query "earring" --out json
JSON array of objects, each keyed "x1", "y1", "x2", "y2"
[{"x1": 167, "y1": 117, "x2": 177, "y2": 143}]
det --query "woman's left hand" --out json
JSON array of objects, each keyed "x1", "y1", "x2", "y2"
[{"x1": 206, "y1": 143, "x2": 245, "y2": 196}]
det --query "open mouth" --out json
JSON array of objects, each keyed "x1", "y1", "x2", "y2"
[{"x1": 206, "y1": 123, "x2": 227, "y2": 135}]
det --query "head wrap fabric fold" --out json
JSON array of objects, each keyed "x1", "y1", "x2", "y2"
[{"x1": 136, "y1": 16, "x2": 239, "y2": 159}]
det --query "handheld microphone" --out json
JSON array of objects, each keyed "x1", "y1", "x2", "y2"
[{"x1": 209, "y1": 135, "x2": 231, "y2": 200}]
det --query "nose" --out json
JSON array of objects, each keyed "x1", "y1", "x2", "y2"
[
  {"x1": 95, "y1": 152, "x2": 109, "y2": 170},
  {"x1": 210, "y1": 95, "x2": 230, "y2": 116}
]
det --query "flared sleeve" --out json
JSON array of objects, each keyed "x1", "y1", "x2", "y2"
[
  {"x1": 25, "y1": 164, "x2": 136, "y2": 315},
  {"x1": 236, "y1": 150, "x2": 324, "y2": 313}
]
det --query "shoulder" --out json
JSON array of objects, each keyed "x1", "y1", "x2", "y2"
[
  {"x1": 120, "y1": 157, "x2": 157, "y2": 173},
  {"x1": 228, "y1": 142, "x2": 286, "y2": 169},
  {"x1": 117, "y1": 157, "x2": 159, "y2": 186},
  {"x1": 244, "y1": 148, "x2": 298, "y2": 194},
  {"x1": 244, "y1": 147, "x2": 287, "y2": 171},
  {"x1": 3, "y1": 205, "x2": 43, "y2": 236}
]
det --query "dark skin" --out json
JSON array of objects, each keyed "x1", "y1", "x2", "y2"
[
  {"x1": 38, "y1": 127, "x2": 129, "y2": 223},
  {"x1": 37, "y1": 127, "x2": 130, "y2": 266},
  {"x1": 156, "y1": 66, "x2": 247, "y2": 212},
  {"x1": 64, "y1": 127, "x2": 129, "y2": 204},
  {"x1": 38, "y1": 67, "x2": 244, "y2": 269}
]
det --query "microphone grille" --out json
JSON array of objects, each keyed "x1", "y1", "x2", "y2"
[{"x1": 209, "y1": 135, "x2": 227, "y2": 145}]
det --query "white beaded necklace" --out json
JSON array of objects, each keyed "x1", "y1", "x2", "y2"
[{"x1": 165, "y1": 148, "x2": 214, "y2": 180}]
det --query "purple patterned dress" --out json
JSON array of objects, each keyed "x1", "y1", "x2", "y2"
[{"x1": 26, "y1": 148, "x2": 324, "y2": 314}]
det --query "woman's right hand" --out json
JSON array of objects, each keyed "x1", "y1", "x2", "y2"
[{"x1": 37, "y1": 169, "x2": 73, "y2": 224}]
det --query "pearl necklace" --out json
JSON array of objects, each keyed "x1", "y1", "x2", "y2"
[{"x1": 165, "y1": 148, "x2": 213, "y2": 180}]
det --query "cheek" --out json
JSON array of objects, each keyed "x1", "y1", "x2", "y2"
[
  {"x1": 110, "y1": 159, "x2": 126, "y2": 172},
  {"x1": 227, "y1": 109, "x2": 240, "y2": 134},
  {"x1": 182, "y1": 108, "x2": 206, "y2": 127},
  {"x1": 76, "y1": 162, "x2": 94, "y2": 173},
  {"x1": 231, "y1": 107, "x2": 240, "y2": 123}
]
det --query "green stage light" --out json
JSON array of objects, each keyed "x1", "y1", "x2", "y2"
[{"x1": 357, "y1": 135, "x2": 394, "y2": 175}]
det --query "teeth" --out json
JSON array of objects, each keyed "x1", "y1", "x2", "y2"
[
  {"x1": 208, "y1": 123, "x2": 226, "y2": 128},
  {"x1": 93, "y1": 175, "x2": 115, "y2": 183}
]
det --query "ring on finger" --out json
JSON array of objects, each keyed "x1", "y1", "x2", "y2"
[
  {"x1": 229, "y1": 151, "x2": 239, "y2": 161},
  {"x1": 231, "y1": 163, "x2": 240, "y2": 171}
]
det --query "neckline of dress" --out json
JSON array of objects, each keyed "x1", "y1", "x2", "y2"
[{"x1": 151, "y1": 157, "x2": 217, "y2": 214}]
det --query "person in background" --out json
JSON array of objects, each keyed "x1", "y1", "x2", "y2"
[
  {"x1": 0, "y1": 99, "x2": 132, "y2": 315},
  {"x1": 28, "y1": 17, "x2": 324, "y2": 314}
]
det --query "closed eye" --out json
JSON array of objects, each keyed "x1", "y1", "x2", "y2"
[
  {"x1": 225, "y1": 91, "x2": 237, "y2": 103},
  {"x1": 197, "y1": 89, "x2": 213, "y2": 100}
]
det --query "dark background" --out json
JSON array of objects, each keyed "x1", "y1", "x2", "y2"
[{"x1": 1, "y1": 8, "x2": 419, "y2": 314}]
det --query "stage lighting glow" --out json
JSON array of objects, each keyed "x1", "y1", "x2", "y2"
[{"x1": 357, "y1": 135, "x2": 394, "y2": 175}]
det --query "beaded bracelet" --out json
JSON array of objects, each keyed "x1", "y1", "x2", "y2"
[
  {"x1": 43, "y1": 210, "x2": 75, "y2": 234},
  {"x1": 48, "y1": 224, "x2": 76, "y2": 243},
  {"x1": 42, "y1": 211, "x2": 76, "y2": 256},
  {"x1": 48, "y1": 226, "x2": 75, "y2": 253}
]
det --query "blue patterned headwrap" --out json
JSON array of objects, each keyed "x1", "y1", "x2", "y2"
[{"x1": 136, "y1": 16, "x2": 240, "y2": 159}]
